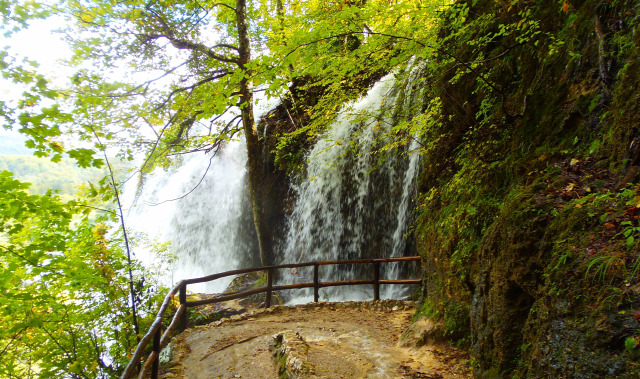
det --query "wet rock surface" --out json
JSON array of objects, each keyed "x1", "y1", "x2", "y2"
[
  {"x1": 272, "y1": 330, "x2": 315, "y2": 378},
  {"x1": 161, "y1": 301, "x2": 471, "y2": 378}
]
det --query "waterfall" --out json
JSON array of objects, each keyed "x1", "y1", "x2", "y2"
[
  {"x1": 123, "y1": 95, "x2": 278, "y2": 293},
  {"x1": 124, "y1": 140, "x2": 258, "y2": 293},
  {"x1": 281, "y1": 61, "x2": 424, "y2": 303},
  {"x1": 123, "y1": 63, "x2": 425, "y2": 301}
]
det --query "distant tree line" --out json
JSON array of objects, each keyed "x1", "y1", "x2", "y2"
[{"x1": 0, "y1": 155, "x2": 123, "y2": 196}]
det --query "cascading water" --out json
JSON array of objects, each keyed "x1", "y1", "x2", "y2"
[
  {"x1": 124, "y1": 140, "x2": 258, "y2": 293},
  {"x1": 280, "y1": 61, "x2": 426, "y2": 302},
  {"x1": 123, "y1": 62, "x2": 426, "y2": 301},
  {"x1": 124, "y1": 97, "x2": 278, "y2": 293}
]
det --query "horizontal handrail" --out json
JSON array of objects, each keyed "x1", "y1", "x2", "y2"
[
  {"x1": 185, "y1": 286, "x2": 268, "y2": 307},
  {"x1": 120, "y1": 255, "x2": 421, "y2": 379},
  {"x1": 183, "y1": 256, "x2": 419, "y2": 285}
]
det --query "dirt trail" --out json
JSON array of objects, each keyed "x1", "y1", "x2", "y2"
[{"x1": 161, "y1": 301, "x2": 471, "y2": 379}]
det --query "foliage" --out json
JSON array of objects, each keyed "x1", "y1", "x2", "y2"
[
  {"x1": 404, "y1": 0, "x2": 640, "y2": 376},
  {"x1": 269, "y1": 0, "x2": 448, "y2": 154},
  {"x1": 0, "y1": 0, "x2": 453, "y2": 377},
  {"x1": 0, "y1": 171, "x2": 165, "y2": 378},
  {"x1": 0, "y1": 1, "x2": 454, "y2": 376},
  {"x1": 0, "y1": 48, "x2": 71, "y2": 163},
  {"x1": 4, "y1": 0, "x2": 639, "y2": 376}
]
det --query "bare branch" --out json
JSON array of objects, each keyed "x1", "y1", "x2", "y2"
[
  {"x1": 208, "y1": 104, "x2": 236, "y2": 134},
  {"x1": 155, "y1": 71, "x2": 230, "y2": 111},
  {"x1": 167, "y1": 37, "x2": 241, "y2": 64},
  {"x1": 141, "y1": 116, "x2": 160, "y2": 138},
  {"x1": 144, "y1": 10, "x2": 240, "y2": 64},
  {"x1": 87, "y1": 125, "x2": 141, "y2": 343},
  {"x1": 0, "y1": 245, "x2": 64, "y2": 276},
  {"x1": 89, "y1": 331, "x2": 116, "y2": 376},
  {"x1": 0, "y1": 328, "x2": 24, "y2": 359},
  {"x1": 70, "y1": 203, "x2": 118, "y2": 216},
  {"x1": 279, "y1": 96, "x2": 298, "y2": 130},
  {"x1": 41, "y1": 325, "x2": 90, "y2": 379},
  {"x1": 212, "y1": 43, "x2": 239, "y2": 51},
  {"x1": 212, "y1": 2, "x2": 237, "y2": 13},
  {"x1": 144, "y1": 154, "x2": 216, "y2": 206}
]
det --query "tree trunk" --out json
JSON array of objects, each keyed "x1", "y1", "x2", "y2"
[{"x1": 236, "y1": 0, "x2": 274, "y2": 266}]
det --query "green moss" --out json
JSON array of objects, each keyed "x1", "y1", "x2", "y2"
[
  {"x1": 603, "y1": 56, "x2": 640, "y2": 169},
  {"x1": 358, "y1": 0, "x2": 640, "y2": 375},
  {"x1": 599, "y1": 8, "x2": 640, "y2": 169},
  {"x1": 442, "y1": 301, "x2": 471, "y2": 343},
  {"x1": 413, "y1": 297, "x2": 470, "y2": 345}
]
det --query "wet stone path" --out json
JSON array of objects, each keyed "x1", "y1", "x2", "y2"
[{"x1": 161, "y1": 301, "x2": 471, "y2": 379}]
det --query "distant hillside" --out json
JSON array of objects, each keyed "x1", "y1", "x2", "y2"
[
  {"x1": 0, "y1": 134, "x2": 31, "y2": 155},
  {"x1": 0, "y1": 133, "x2": 133, "y2": 196},
  {"x1": 0, "y1": 155, "x2": 125, "y2": 196}
]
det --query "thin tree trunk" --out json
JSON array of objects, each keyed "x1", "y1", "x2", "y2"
[
  {"x1": 90, "y1": 126, "x2": 141, "y2": 342},
  {"x1": 236, "y1": 0, "x2": 274, "y2": 266},
  {"x1": 276, "y1": 0, "x2": 285, "y2": 36},
  {"x1": 104, "y1": 152, "x2": 141, "y2": 342}
]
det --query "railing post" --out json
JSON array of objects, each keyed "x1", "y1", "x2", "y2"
[
  {"x1": 373, "y1": 261, "x2": 380, "y2": 301},
  {"x1": 151, "y1": 326, "x2": 161, "y2": 379},
  {"x1": 179, "y1": 284, "x2": 187, "y2": 331},
  {"x1": 265, "y1": 267, "x2": 273, "y2": 308},
  {"x1": 313, "y1": 263, "x2": 319, "y2": 302}
]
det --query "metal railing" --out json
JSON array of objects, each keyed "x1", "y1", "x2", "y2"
[{"x1": 121, "y1": 255, "x2": 421, "y2": 379}]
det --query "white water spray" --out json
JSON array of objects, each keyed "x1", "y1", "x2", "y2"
[
  {"x1": 124, "y1": 140, "x2": 257, "y2": 293},
  {"x1": 123, "y1": 95, "x2": 278, "y2": 293},
  {"x1": 281, "y1": 62, "x2": 425, "y2": 303}
]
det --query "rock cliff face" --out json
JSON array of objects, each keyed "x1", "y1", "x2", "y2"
[
  {"x1": 265, "y1": 0, "x2": 640, "y2": 376},
  {"x1": 410, "y1": 0, "x2": 640, "y2": 377}
]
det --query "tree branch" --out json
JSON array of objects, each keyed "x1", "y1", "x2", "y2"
[
  {"x1": 207, "y1": 104, "x2": 235, "y2": 134},
  {"x1": 144, "y1": 9, "x2": 240, "y2": 64},
  {"x1": 41, "y1": 324, "x2": 90, "y2": 379},
  {"x1": 211, "y1": 43, "x2": 239, "y2": 51},
  {"x1": 141, "y1": 116, "x2": 160, "y2": 138},
  {"x1": 69, "y1": 203, "x2": 117, "y2": 216},
  {"x1": 167, "y1": 37, "x2": 241, "y2": 64},
  {"x1": 212, "y1": 2, "x2": 236, "y2": 12},
  {"x1": 89, "y1": 331, "x2": 116, "y2": 376},
  {"x1": 144, "y1": 154, "x2": 216, "y2": 206},
  {"x1": 158, "y1": 72, "x2": 230, "y2": 110},
  {"x1": 0, "y1": 328, "x2": 24, "y2": 359}
]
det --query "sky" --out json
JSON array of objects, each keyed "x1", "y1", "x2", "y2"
[
  {"x1": 5, "y1": 17, "x2": 70, "y2": 68},
  {"x1": 1, "y1": 12, "x2": 73, "y2": 78},
  {"x1": 0, "y1": 8, "x2": 281, "y2": 142},
  {"x1": 0, "y1": 14, "x2": 72, "y2": 137}
]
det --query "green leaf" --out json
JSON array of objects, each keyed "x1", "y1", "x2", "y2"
[
  {"x1": 67, "y1": 148, "x2": 98, "y2": 168},
  {"x1": 626, "y1": 235, "x2": 635, "y2": 249}
]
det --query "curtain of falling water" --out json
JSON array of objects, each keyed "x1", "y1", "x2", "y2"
[
  {"x1": 124, "y1": 140, "x2": 258, "y2": 293},
  {"x1": 281, "y1": 60, "x2": 426, "y2": 303}
]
